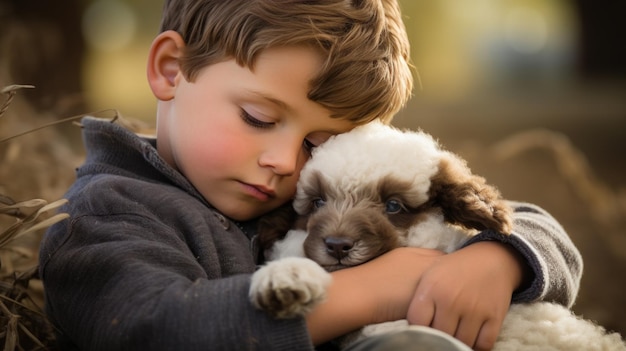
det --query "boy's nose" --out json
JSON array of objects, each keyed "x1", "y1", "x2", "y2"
[{"x1": 258, "y1": 138, "x2": 301, "y2": 176}]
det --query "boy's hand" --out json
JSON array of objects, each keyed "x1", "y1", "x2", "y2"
[{"x1": 406, "y1": 241, "x2": 526, "y2": 351}]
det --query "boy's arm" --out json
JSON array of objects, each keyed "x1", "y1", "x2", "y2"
[{"x1": 462, "y1": 200, "x2": 583, "y2": 307}]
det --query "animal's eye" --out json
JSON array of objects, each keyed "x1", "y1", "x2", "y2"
[
  {"x1": 312, "y1": 198, "x2": 326, "y2": 209},
  {"x1": 385, "y1": 199, "x2": 404, "y2": 214}
]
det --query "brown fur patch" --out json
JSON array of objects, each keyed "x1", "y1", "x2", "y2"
[
  {"x1": 257, "y1": 203, "x2": 300, "y2": 260},
  {"x1": 427, "y1": 152, "x2": 513, "y2": 234},
  {"x1": 377, "y1": 176, "x2": 435, "y2": 229}
]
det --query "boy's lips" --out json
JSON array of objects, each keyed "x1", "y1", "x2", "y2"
[{"x1": 239, "y1": 181, "x2": 276, "y2": 201}]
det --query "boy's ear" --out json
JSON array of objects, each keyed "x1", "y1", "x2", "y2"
[{"x1": 147, "y1": 30, "x2": 185, "y2": 101}]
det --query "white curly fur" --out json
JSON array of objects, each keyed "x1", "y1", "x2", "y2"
[
  {"x1": 293, "y1": 121, "x2": 441, "y2": 212},
  {"x1": 250, "y1": 122, "x2": 626, "y2": 350}
]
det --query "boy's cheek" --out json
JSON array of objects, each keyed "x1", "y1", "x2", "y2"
[{"x1": 189, "y1": 136, "x2": 247, "y2": 168}]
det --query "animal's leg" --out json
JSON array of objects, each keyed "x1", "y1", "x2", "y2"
[{"x1": 249, "y1": 257, "x2": 332, "y2": 318}]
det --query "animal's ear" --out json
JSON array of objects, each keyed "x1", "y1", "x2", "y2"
[{"x1": 428, "y1": 152, "x2": 513, "y2": 234}]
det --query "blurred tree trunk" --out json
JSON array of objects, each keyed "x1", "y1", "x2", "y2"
[
  {"x1": 0, "y1": 0, "x2": 87, "y2": 116},
  {"x1": 574, "y1": 0, "x2": 626, "y2": 79}
]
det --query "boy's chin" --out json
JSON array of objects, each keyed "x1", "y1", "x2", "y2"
[{"x1": 219, "y1": 204, "x2": 277, "y2": 222}]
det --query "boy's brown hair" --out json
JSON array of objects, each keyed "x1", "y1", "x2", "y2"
[{"x1": 159, "y1": 0, "x2": 413, "y2": 124}]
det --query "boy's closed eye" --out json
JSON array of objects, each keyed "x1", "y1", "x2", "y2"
[
  {"x1": 240, "y1": 108, "x2": 274, "y2": 129},
  {"x1": 303, "y1": 139, "x2": 317, "y2": 154},
  {"x1": 240, "y1": 108, "x2": 324, "y2": 154}
]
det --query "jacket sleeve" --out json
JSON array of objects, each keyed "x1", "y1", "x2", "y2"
[
  {"x1": 39, "y1": 191, "x2": 314, "y2": 351},
  {"x1": 462, "y1": 201, "x2": 583, "y2": 308}
]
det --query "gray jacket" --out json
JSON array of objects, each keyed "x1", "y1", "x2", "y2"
[{"x1": 39, "y1": 117, "x2": 582, "y2": 351}]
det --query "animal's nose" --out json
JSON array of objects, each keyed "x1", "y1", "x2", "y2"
[{"x1": 324, "y1": 237, "x2": 354, "y2": 260}]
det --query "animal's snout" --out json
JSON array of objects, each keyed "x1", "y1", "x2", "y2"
[{"x1": 324, "y1": 237, "x2": 354, "y2": 259}]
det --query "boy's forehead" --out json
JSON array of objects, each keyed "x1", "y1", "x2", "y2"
[{"x1": 242, "y1": 90, "x2": 291, "y2": 113}]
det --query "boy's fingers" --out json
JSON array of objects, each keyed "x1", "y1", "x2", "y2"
[
  {"x1": 453, "y1": 317, "x2": 482, "y2": 350},
  {"x1": 473, "y1": 320, "x2": 499, "y2": 351},
  {"x1": 406, "y1": 292, "x2": 435, "y2": 327},
  {"x1": 430, "y1": 309, "x2": 459, "y2": 339}
]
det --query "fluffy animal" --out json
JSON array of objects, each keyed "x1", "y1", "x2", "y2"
[{"x1": 249, "y1": 122, "x2": 626, "y2": 351}]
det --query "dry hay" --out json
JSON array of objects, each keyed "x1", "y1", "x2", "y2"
[
  {"x1": 0, "y1": 85, "x2": 82, "y2": 350},
  {"x1": 0, "y1": 196, "x2": 65, "y2": 350}
]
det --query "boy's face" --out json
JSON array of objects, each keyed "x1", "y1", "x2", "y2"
[{"x1": 157, "y1": 46, "x2": 355, "y2": 221}]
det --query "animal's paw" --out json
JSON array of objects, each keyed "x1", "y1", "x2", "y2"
[{"x1": 249, "y1": 257, "x2": 332, "y2": 319}]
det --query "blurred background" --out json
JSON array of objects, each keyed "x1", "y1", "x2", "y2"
[{"x1": 0, "y1": 0, "x2": 624, "y2": 341}]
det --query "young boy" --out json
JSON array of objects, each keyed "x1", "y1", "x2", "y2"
[{"x1": 38, "y1": 1, "x2": 582, "y2": 350}]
